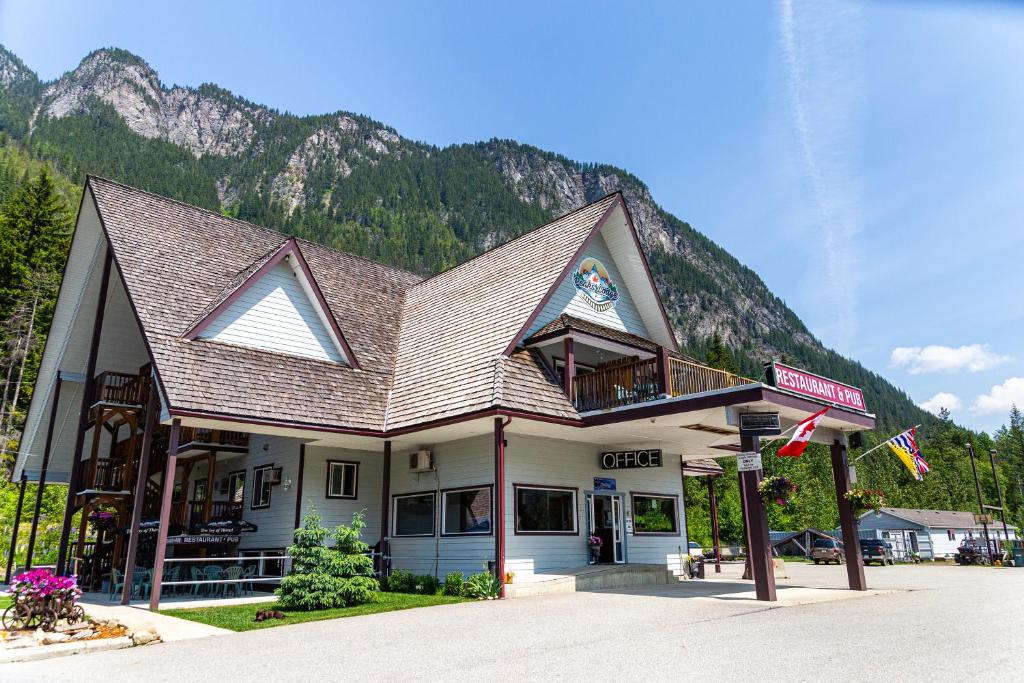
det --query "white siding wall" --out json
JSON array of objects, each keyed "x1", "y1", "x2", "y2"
[
  {"x1": 201, "y1": 260, "x2": 344, "y2": 363},
  {"x1": 526, "y1": 233, "x2": 651, "y2": 339},
  {"x1": 504, "y1": 434, "x2": 686, "y2": 577},
  {"x1": 235, "y1": 435, "x2": 302, "y2": 552},
  {"x1": 388, "y1": 436, "x2": 495, "y2": 577},
  {"x1": 299, "y1": 446, "x2": 384, "y2": 543}
]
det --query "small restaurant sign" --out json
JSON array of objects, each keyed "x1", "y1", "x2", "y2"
[
  {"x1": 601, "y1": 449, "x2": 662, "y2": 470},
  {"x1": 166, "y1": 534, "x2": 241, "y2": 545},
  {"x1": 738, "y1": 412, "x2": 782, "y2": 437},
  {"x1": 573, "y1": 257, "x2": 620, "y2": 312},
  {"x1": 770, "y1": 362, "x2": 867, "y2": 412}
]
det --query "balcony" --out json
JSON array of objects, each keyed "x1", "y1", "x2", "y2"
[
  {"x1": 91, "y1": 370, "x2": 149, "y2": 407},
  {"x1": 171, "y1": 499, "x2": 244, "y2": 529},
  {"x1": 573, "y1": 356, "x2": 756, "y2": 413}
]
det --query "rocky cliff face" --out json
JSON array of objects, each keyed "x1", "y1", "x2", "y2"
[{"x1": 33, "y1": 50, "x2": 271, "y2": 157}]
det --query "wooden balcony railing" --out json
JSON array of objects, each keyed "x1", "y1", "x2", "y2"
[
  {"x1": 180, "y1": 427, "x2": 249, "y2": 449},
  {"x1": 573, "y1": 356, "x2": 756, "y2": 412},
  {"x1": 170, "y1": 500, "x2": 243, "y2": 528},
  {"x1": 92, "y1": 371, "x2": 147, "y2": 406}
]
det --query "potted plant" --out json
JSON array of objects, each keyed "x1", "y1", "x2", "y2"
[
  {"x1": 757, "y1": 475, "x2": 797, "y2": 507},
  {"x1": 587, "y1": 535, "x2": 603, "y2": 564},
  {"x1": 3, "y1": 569, "x2": 83, "y2": 631},
  {"x1": 87, "y1": 507, "x2": 118, "y2": 533},
  {"x1": 844, "y1": 488, "x2": 885, "y2": 516}
]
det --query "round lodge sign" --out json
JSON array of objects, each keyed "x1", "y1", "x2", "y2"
[{"x1": 573, "y1": 257, "x2": 619, "y2": 312}]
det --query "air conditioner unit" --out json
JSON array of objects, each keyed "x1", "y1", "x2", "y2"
[
  {"x1": 266, "y1": 467, "x2": 283, "y2": 485},
  {"x1": 409, "y1": 450, "x2": 434, "y2": 473}
]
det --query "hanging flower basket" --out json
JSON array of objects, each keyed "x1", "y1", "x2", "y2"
[
  {"x1": 88, "y1": 508, "x2": 118, "y2": 533},
  {"x1": 757, "y1": 475, "x2": 797, "y2": 507},
  {"x1": 845, "y1": 488, "x2": 885, "y2": 516}
]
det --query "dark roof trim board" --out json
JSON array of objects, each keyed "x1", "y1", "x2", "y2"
[
  {"x1": 181, "y1": 236, "x2": 361, "y2": 370},
  {"x1": 501, "y1": 194, "x2": 623, "y2": 357}
]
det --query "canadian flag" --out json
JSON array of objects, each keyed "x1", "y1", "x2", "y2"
[{"x1": 777, "y1": 407, "x2": 830, "y2": 457}]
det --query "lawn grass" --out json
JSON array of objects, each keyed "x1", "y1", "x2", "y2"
[
  {"x1": 0, "y1": 595, "x2": 10, "y2": 609},
  {"x1": 161, "y1": 592, "x2": 469, "y2": 632}
]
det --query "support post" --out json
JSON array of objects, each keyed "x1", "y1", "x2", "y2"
[
  {"x1": 121, "y1": 382, "x2": 159, "y2": 604},
  {"x1": 562, "y1": 337, "x2": 575, "y2": 402},
  {"x1": 988, "y1": 449, "x2": 1011, "y2": 548},
  {"x1": 656, "y1": 345, "x2": 671, "y2": 397},
  {"x1": 149, "y1": 419, "x2": 180, "y2": 611},
  {"x1": 57, "y1": 250, "x2": 112, "y2": 574},
  {"x1": 707, "y1": 475, "x2": 721, "y2": 573},
  {"x1": 830, "y1": 439, "x2": 866, "y2": 591},
  {"x1": 967, "y1": 442, "x2": 993, "y2": 563},
  {"x1": 293, "y1": 444, "x2": 306, "y2": 530},
  {"x1": 26, "y1": 376, "x2": 63, "y2": 568},
  {"x1": 739, "y1": 435, "x2": 775, "y2": 601},
  {"x1": 494, "y1": 417, "x2": 507, "y2": 597},
  {"x1": 203, "y1": 451, "x2": 216, "y2": 523},
  {"x1": 4, "y1": 474, "x2": 28, "y2": 583},
  {"x1": 378, "y1": 441, "x2": 391, "y2": 574}
]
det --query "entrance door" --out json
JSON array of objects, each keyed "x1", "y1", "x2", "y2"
[{"x1": 587, "y1": 493, "x2": 625, "y2": 564}]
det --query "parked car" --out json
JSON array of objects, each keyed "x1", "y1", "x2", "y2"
[
  {"x1": 688, "y1": 541, "x2": 704, "y2": 557},
  {"x1": 955, "y1": 539, "x2": 990, "y2": 565},
  {"x1": 811, "y1": 538, "x2": 845, "y2": 564},
  {"x1": 861, "y1": 539, "x2": 894, "y2": 565}
]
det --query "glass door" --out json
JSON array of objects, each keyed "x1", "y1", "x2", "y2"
[
  {"x1": 611, "y1": 495, "x2": 624, "y2": 563},
  {"x1": 586, "y1": 493, "x2": 625, "y2": 564}
]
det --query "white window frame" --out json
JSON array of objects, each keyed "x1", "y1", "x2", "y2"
[
  {"x1": 441, "y1": 485, "x2": 493, "y2": 537},
  {"x1": 514, "y1": 485, "x2": 578, "y2": 535},
  {"x1": 392, "y1": 491, "x2": 436, "y2": 538},
  {"x1": 227, "y1": 470, "x2": 246, "y2": 504},
  {"x1": 326, "y1": 460, "x2": 359, "y2": 499},
  {"x1": 251, "y1": 464, "x2": 274, "y2": 510}
]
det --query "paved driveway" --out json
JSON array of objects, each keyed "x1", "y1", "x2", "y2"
[{"x1": 9, "y1": 562, "x2": 1024, "y2": 681}]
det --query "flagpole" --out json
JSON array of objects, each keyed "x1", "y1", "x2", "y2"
[{"x1": 851, "y1": 424, "x2": 921, "y2": 463}]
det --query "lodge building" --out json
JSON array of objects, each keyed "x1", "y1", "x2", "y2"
[{"x1": 11, "y1": 177, "x2": 875, "y2": 606}]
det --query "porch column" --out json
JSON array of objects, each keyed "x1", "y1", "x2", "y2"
[
  {"x1": 57, "y1": 250, "x2": 112, "y2": 575},
  {"x1": 4, "y1": 473, "x2": 28, "y2": 583},
  {"x1": 494, "y1": 417, "x2": 507, "y2": 598},
  {"x1": 830, "y1": 438, "x2": 866, "y2": 591},
  {"x1": 739, "y1": 435, "x2": 776, "y2": 601},
  {"x1": 150, "y1": 418, "x2": 181, "y2": 610},
  {"x1": 706, "y1": 475, "x2": 722, "y2": 573},
  {"x1": 121, "y1": 381, "x2": 160, "y2": 604},
  {"x1": 656, "y1": 346, "x2": 671, "y2": 397},
  {"x1": 379, "y1": 441, "x2": 391, "y2": 574},
  {"x1": 562, "y1": 337, "x2": 575, "y2": 401},
  {"x1": 293, "y1": 444, "x2": 306, "y2": 530},
  {"x1": 25, "y1": 376, "x2": 63, "y2": 568}
]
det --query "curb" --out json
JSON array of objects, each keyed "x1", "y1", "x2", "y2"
[{"x1": 0, "y1": 636, "x2": 134, "y2": 664}]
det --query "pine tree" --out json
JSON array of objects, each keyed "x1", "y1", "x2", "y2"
[{"x1": 705, "y1": 332, "x2": 738, "y2": 374}]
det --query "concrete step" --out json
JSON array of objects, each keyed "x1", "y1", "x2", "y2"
[{"x1": 505, "y1": 564, "x2": 676, "y2": 598}]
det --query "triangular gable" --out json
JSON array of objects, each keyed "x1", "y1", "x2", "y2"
[
  {"x1": 183, "y1": 238, "x2": 359, "y2": 368},
  {"x1": 503, "y1": 194, "x2": 679, "y2": 355}
]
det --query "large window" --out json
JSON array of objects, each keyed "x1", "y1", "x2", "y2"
[
  {"x1": 251, "y1": 464, "x2": 274, "y2": 509},
  {"x1": 442, "y1": 486, "x2": 492, "y2": 536},
  {"x1": 631, "y1": 493, "x2": 679, "y2": 535},
  {"x1": 393, "y1": 492, "x2": 436, "y2": 537},
  {"x1": 515, "y1": 485, "x2": 577, "y2": 534},
  {"x1": 326, "y1": 460, "x2": 359, "y2": 499}
]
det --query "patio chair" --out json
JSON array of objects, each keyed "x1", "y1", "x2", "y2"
[
  {"x1": 135, "y1": 568, "x2": 153, "y2": 600},
  {"x1": 222, "y1": 565, "x2": 245, "y2": 598},
  {"x1": 241, "y1": 564, "x2": 257, "y2": 595},
  {"x1": 202, "y1": 565, "x2": 224, "y2": 597},
  {"x1": 190, "y1": 565, "x2": 205, "y2": 597},
  {"x1": 109, "y1": 568, "x2": 125, "y2": 601},
  {"x1": 162, "y1": 564, "x2": 181, "y2": 596}
]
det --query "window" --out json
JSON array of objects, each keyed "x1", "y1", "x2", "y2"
[
  {"x1": 393, "y1": 492, "x2": 436, "y2": 537},
  {"x1": 193, "y1": 479, "x2": 207, "y2": 502},
  {"x1": 227, "y1": 470, "x2": 245, "y2": 504},
  {"x1": 632, "y1": 494, "x2": 679, "y2": 535},
  {"x1": 442, "y1": 486, "x2": 492, "y2": 536},
  {"x1": 326, "y1": 460, "x2": 359, "y2": 499},
  {"x1": 251, "y1": 465, "x2": 274, "y2": 509},
  {"x1": 947, "y1": 529, "x2": 956, "y2": 541},
  {"x1": 515, "y1": 485, "x2": 577, "y2": 534}
]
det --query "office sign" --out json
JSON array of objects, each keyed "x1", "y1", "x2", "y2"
[
  {"x1": 770, "y1": 362, "x2": 867, "y2": 412},
  {"x1": 736, "y1": 451, "x2": 763, "y2": 472},
  {"x1": 739, "y1": 412, "x2": 782, "y2": 437},
  {"x1": 601, "y1": 449, "x2": 663, "y2": 470}
]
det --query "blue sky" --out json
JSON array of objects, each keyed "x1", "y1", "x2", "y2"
[{"x1": 2, "y1": 0, "x2": 1022, "y2": 433}]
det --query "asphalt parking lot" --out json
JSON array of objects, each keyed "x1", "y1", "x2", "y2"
[{"x1": 8, "y1": 561, "x2": 1024, "y2": 681}]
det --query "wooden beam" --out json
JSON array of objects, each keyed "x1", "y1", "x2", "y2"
[
  {"x1": 740, "y1": 435, "x2": 776, "y2": 601},
  {"x1": 831, "y1": 439, "x2": 866, "y2": 591},
  {"x1": 494, "y1": 417, "x2": 507, "y2": 597},
  {"x1": 293, "y1": 444, "x2": 306, "y2": 530},
  {"x1": 203, "y1": 451, "x2": 216, "y2": 523},
  {"x1": 121, "y1": 383, "x2": 160, "y2": 604},
  {"x1": 562, "y1": 337, "x2": 575, "y2": 402},
  {"x1": 4, "y1": 474, "x2": 28, "y2": 583},
  {"x1": 57, "y1": 250, "x2": 112, "y2": 575},
  {"x1": 150, "y1": 419, "x2": 181, "y2": 610},
  {"x1": 25, "y1": 377, "x2": 62, "y2": 568},
  {"x1": 378, "y1": 441, "x2": 391, "y2": 574}
]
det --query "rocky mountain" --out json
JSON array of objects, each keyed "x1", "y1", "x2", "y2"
[{"x1": 0, "y1": 44, "x2": 926, "y2": 428}]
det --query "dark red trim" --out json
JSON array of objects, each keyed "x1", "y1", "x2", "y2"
[
  {"x1": 563, "y1": 337, "x2": 575, "y2": 402},
  {"x1": 439, "y1": 484, "x2": 494, "y2": 537},
  {"x1": 121, "y1": 379, "x2": 160, "y2": 604},
  {"x1": 379, "y1": 441, "x2": 391, "y2": 572},
  {"x1": 25, "y1": 376, "x2": 62, "y2": 568},
  {"x1": 617, "y1": 194, "x2": 680, "y2": 353},
  {"x1": 502, "y1": 194, "x2": 623, "y2": 357},
  {"x1": 293, "y1": 446, "x2": 305, "y2": 529},
  {"x1": 740, "y1": 434, "x2": 776, "y2": 602},
  {"x1": 511, "y1": 483, "x2": 580, "y2": 536},
  {"x1": 391, "y1": 490, "x2": 437, "y2": 538},
  {"x1": 324, "y1": 459, "x2": 359, "y2": 499},
  {"x1": 180, "y1": 237, "x2": 360, "y2": 369},
  {"x1": 629, "y1": 491, "x2": 681, "y2": 536},
  {"x1": 150, "y1": 419, "x2": 181, "y2": 610},
  {"x1": 495, "y1": 418, "x2": 508, "y2": 596},
  {"x1": 582, "y1": 386, "x2": 764, "y2": 426},
  {"x1": 760, "y1": 387, "x2": 875, "y2": 429},
  {"x1": 831, "y1": 440, "x2": 866, "y2": 591}
]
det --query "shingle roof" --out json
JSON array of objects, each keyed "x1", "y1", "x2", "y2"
[
  {"x1": 871, "y1": 507, "x2": 1017, "y2": 531},
  {"x1": 89, "y1": 176, "x2": 420, "y2": 431},
  {"x1": 385, "y1": 195, "x2": 619, "y2": 428}
]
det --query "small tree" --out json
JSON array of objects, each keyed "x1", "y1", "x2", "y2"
[{"x1": 276, "y1": 508, "x2": 379, "y2": 610}]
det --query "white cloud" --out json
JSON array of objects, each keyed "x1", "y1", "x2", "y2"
[
  {"x1": 972, "y1": 377, "x2": 1024, "y2": 415},
  {"x1": 889, "y1": 344, "x2": 1011, "y2": 375},
  {"x1": 920, "y1": 392, "x2": 961, "y2": 416}
]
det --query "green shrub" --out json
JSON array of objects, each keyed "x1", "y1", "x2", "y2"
[
  {"x1": 276, "y1": 508, "x2": 379, "y2": 610},
  {"x1": 465, "y1": 571, "x2": 500, "y2": 600},
  {"x1": 383, "y1": 569, "x2": 415, "y2": 593},
  {"x1": 442, "y1": 571, "x2": 465, "y2": 597},
  {"x1": 413, "y1": 574, "x2": 439, "y2": 595}
]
